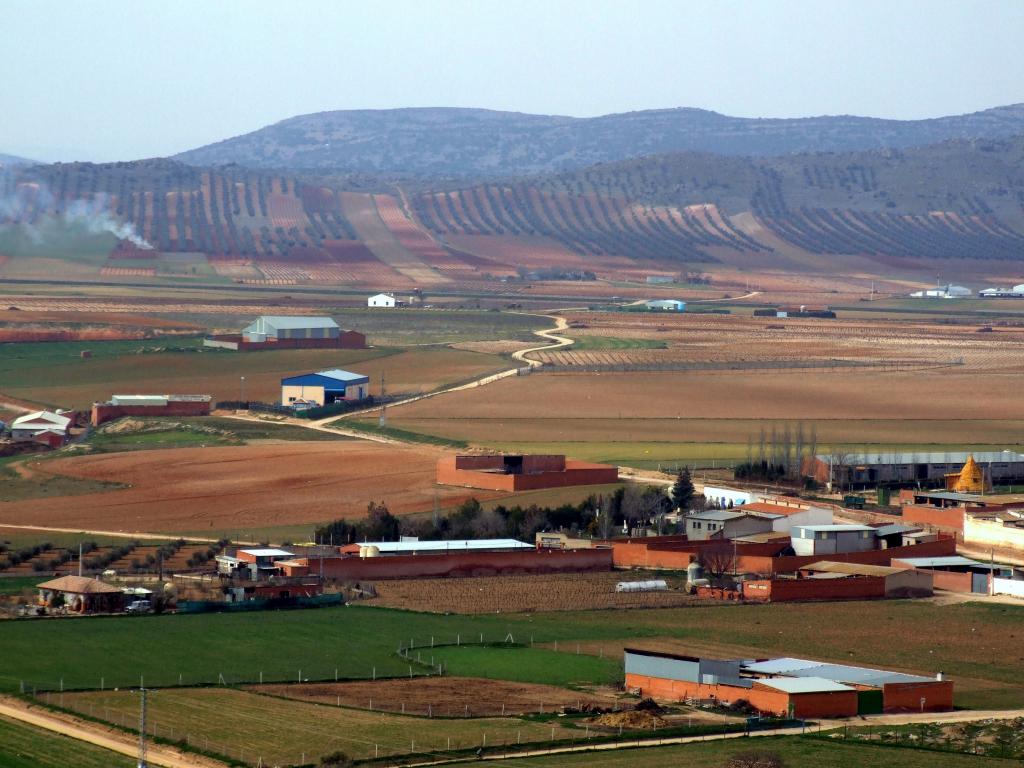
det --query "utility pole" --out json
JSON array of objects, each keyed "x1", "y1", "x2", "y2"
[{"x1": 135, "y1": 687, "x2": 150, "y2": 768}]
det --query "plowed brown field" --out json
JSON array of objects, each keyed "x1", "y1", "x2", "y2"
[
  {"x1": 252, "y1": 677, "x2": 619, "y2": 717},
  {"x1": 0, "y1": 443, "x2": 500, "y2": 534}
]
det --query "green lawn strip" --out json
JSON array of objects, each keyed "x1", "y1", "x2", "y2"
[
  {"x1": 0, "y1": 576, "x2": 42, "y2": 596},
  {"x1": 496, "y1": 734, "x2": 1024, "y2": 768},
  {"x1": 434, "y1": 645, "x2": 622, "y2": 688},
  {"x1": 0, "y1": 714, "x2": 135, "y2": 768},
  {"x1": 342, "y1": 420, "x2": 469, "y2": 448}
]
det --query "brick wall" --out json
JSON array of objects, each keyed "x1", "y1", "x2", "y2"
[
  {"x1": 902, "y1": 505, "x2": 966, "y2": 533},
  {"x1": 738, "y1": 536, "x2": 957, "y2": 576},
  {"x1": 91, "y1": 400, "x2": 211, "y2": 427},
  {"x1": 882, "y1": 681, "x2": 954, "y2": 711},
  {"x1": 437, "y1": 456, "x2": 617, "y2": 492},
  {"x1": 741, "y1": 576, "x2": 886, "y2": 602},
  {"x1": 280, "y1": 547, "x2": 613, "y2": 580},
  {"x1": 624, "y1": 673, "x2": 858, "y2": 718}
]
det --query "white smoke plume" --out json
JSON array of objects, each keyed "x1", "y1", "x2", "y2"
[
  {"x1": 0, "y1": 172, "x2": 153, "y2": 250},
  {"x1": 63, "y1": 194, "x2": 153, "y2": 249}
]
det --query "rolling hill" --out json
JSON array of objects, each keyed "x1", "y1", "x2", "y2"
[
  {"x1": 2, "y1": 136, "x2": 1024, "y2": 289},
  {"x1": 0, "y1": 152, "x2": 33, "y2": 167},
  {"x1": 173, "y1": 104, "x2": 1024, "y2": 177}
]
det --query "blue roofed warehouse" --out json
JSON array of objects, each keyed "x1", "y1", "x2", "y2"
[{"x1": 281, "y1": 369, "x2": 370, "y2": 407}]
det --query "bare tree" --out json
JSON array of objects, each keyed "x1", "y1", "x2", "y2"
[
  {"x1": 700, "y1": 541, "x2": 735, "y2": 578},
  {"x1": 794, "y1": 422, "x2": 805, "y2": 479},
  {"x1": 781, "y1": 423, "x2": 793, "y2": 479}
]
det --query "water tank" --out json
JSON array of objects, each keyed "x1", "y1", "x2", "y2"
[
  {"x1": 359, "y1": 545, "x2": 380, "y2": 559},
  {"x1": 687, "y1": 561, "x2": 705, "y2": 583}
]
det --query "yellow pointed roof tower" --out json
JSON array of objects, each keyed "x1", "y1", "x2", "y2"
[{"x1": 947, "y1": 454, "x2": 986, "y2": 494}]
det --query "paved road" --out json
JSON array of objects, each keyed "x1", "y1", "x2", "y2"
[{"x1": 0, "y1": 695, "x2": 227, "y2": 768}]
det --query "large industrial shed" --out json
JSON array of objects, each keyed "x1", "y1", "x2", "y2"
[
  {"x1": 624, "y1": 649, "x2": 952, "y2": 717},
  {"x1": 281, "y1": 369, "x2": 369, "y2": 407},
  {"x1": 205, "y1": 315, "x2": 366, "y2": 350},
  {"x1": 802, "y1": 451, "x2": 1024, "y2": 489}
]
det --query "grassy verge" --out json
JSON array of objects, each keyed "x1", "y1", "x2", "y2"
[
  {"x1": 342, "y1": 420, "x2": 469, "y2": 448},
  {"x1": 0, "y1": 714, "x2": 135, "y2": 768},
  {"x1": 0, "y1": 455, "x2": 124, "y2": 503},
  {"x1": 569, "y1": 336, "x2": 668, "y2": 350}
]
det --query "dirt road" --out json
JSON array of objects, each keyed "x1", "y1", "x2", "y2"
[{"x1": 0, "y1": 695, "x2": 227, "y2": 767}]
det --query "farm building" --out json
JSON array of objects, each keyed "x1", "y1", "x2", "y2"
[
  {"x1": 624, "y1": 649, "x2": 952, "y2": 717},
  {"x1": 892, "y1": 555, "x2": 1009, "y2": 594},
  {"x1": 368, "y1": 293, "x2": 396, "y2": 308},
  {"x1": 909, "y1": 284, "x2": 971, "y2": 298},
  {"x1": 204, "y1": 315, "x2": 366, "y2": 350},
  {"x1": 753, "y1": 305, "x2": 836, "y2": 319},
  {"x1": 341, "y1": 538, "x2": 534, "y2": 557},
  {"x1": 91, "y1": 394, "x2": 211, "y2": 426},
  {"x1": 10, "y1": 410, "x2": 71, "y2": 445},
  {"x1": 802, "y1": 450, "x2": 1024, "y2": 489},
  {"x1": 437, "y1": 454, "x2": 618, "y2": 491},
  {"x1": 979, "y1": 284, "x2": 1024, "y2": 298},
  {"x1": 646, "y1": 275, "x2": 675, "y2": 285},
  {"x1": 685, "y1": 510, "x2": 776, "y2": 541},
  {"x1": 277, "y1": 545, "x2": 612, "y2": 580},
  {"x1": 790, "y1": 525, "x2": 876, "y2": 556},
  {"x1": 798, "y1": 561, "x2": 934, "y2": 597},
  {"x1": 216, "y1": 548, "x2": 296, "y2": 580},
  {"x1": 280, "y1": 369, "x2": 369, "y2": 407},
  {"x1": 734, "y1": 502, "x2": 834, "y2": 533},
  {"x1": 644, "y1": 299, "x2": 685, "y2": 311},
  {"x1": 36, "y1": 575, "x2": 125, "y2": 614}
]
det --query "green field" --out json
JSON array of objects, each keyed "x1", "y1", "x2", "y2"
[
  {"x1": 55, "y1": 687, "x2": 578, "y2": 765},
  {"x1": 2, "y1": 602, "x2": 1023, "y2": 709},
  {"x1": 569, "y1": 336, "x2": 667, "y2": 350},
  {"x1": 0, "y1": 576, "x2": 41, "y2": 596},
  {"x1": 437, "y1": 645, "x2": 621, "y2": 687},
  {"x1": 503, "y1": 735, "x2": 1024, "y2": 768},
  {"x1": 0, "y1": 714, "x2": 135, "y2": 768}
]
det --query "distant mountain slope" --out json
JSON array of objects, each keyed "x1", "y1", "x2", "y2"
[
  {"x1": 173, "y1": 104, "x2": 1024, "y2": 176},
  {"x1": 411, "y1": 136, "x2": 1024, "y2": 263},
  {"x1": 3, "y1": 137, "x2": 1024, "y2": 279},
  {"x1": 0, "y1": 152, "x2": 33, "y2": 167}
]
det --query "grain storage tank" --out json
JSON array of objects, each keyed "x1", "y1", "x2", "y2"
[
  {"x1": 359, "y1": 545, "x2": 381, "y2": 559},
  {"x1": 686, "y1": 561, "x2": 705, "y2": 584},
  {"x1": 615, "y1": 580, "x2": 668, "y2": 593}
]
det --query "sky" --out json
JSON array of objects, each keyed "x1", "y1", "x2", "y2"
[{"x1": 2, "y1": 0, "x2": 1023, "y2": 162}]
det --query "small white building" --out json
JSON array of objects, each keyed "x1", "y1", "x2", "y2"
[
  {"x1": 685, "y1": 510, "x2": 776, "y2": 541},
  {"x1": 644, "y1": 299, "x2": 686, "y2": 312},
  {"x1": 242, "y1": 315, "x2": 340, "y2": 341},
  {"x1": 908, "y1": 285, "x2": 971, "y2": 299},
  {"x1": 368, "y1": 293, "x2": 396, "y2": 308},
  {"x1": 10, "y1": 411, "x2": 72, "y2": 442},
  {"x1": 790, "y1": 524, "x2": 876, "y2": 556},
  {"x1": 735, "y1": 502, "x2": 834, "y2": 533}
]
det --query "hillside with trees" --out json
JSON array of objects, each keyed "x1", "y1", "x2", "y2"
[{"x1": 173, "y1": 104, "x2": 1024, "y2": 178}]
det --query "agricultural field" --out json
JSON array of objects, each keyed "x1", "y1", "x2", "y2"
[
  {"x1": 0, "y1": 714, "x2": 135, "y2": 768},
  {"x1": 0, "y1": 442, "x2": 502, "y2": 536},
  {"x1": 0, "y1": 336, "x2": 511, "y2": 409},
  {"x1": 1, "y1": 602, "x2": 1022, "y2": 710},
  {"x1": 378, "y1": 360, "x2": 1024, "y2": 467},
  {"x1": 54, "y1": 686, "x2": 580, "y2": 765},
  {"x1": 366, "y1": 572, "x2": 699, "y2": 613},
  {"x1": 499, "y1": 735, "x2": 1024, "y2": 768},
  {"x1": 251, "y1": 676, "x2": 621, "y2": 717}
]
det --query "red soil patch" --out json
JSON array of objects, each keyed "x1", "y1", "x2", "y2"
[
  {"x1": 0, "y1": 443, "x2": 500, "y2": 534},
  {"x1": 251, "y1": 677, "x2": 618, "y2": 717}
]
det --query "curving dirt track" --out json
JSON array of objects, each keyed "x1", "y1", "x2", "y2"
[{"x1": 0, "y1": 443, "x2": 501, "y2": 533}]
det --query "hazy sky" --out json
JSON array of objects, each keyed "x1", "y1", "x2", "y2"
[{"x1": 2, "y1": 0, "x2": 1022, "y2": 162}]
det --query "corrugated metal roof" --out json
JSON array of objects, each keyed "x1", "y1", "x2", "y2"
[
  {"x1": 894, "y1": 556, "x2": 988, "y2": 568},
  {"x1": 742, "y1": 658, "x2": 932, "y2": 686},
  {"x1": 873, "y1": 524, "x2": 921, "y2": 537},
  {"x1": 912, "y1": 491, "x2": 984, "y2": 502},
  {"x1": 816, "y1": 451, "x2": 1024, "y2": 465},
  {"x1": 688, "y1": 510, "x2": 748, "y2": 522},
  {"x1": 239, "y1": 548, "x2": 294, "y2": 557},
  {"x1": 12, "y1": 411, "x2": 71, "y2": 430},
  {"x1": 757, "y1": 677, "x2": 854, "y2": 694},
  {"x1": 792, "y1": 524, "x2": 873, "y2": 532},
  {"x1": 803, "y1": 560, "x2": 908, "y2": 577},
  {"x1": 256, "y1": 316, "x2": 339, "y2": 330},
  {"x1": 316, "y1": 369, "x2": 368, "y2": 383}
]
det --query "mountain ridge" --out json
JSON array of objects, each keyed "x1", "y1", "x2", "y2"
[{"x1": 173, "y1": 103, "x2": 1024, "y2": 177}]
